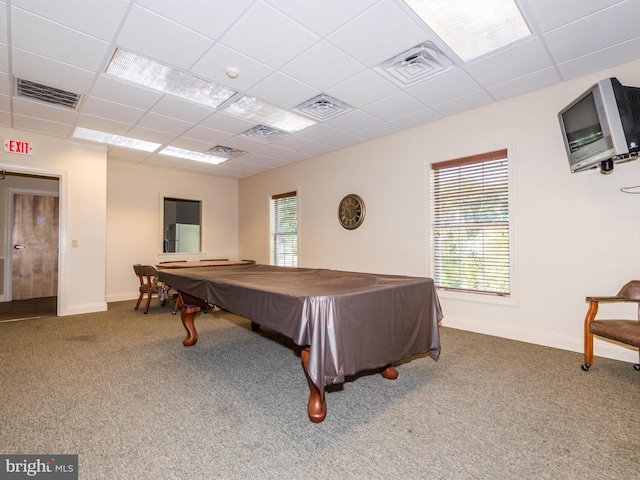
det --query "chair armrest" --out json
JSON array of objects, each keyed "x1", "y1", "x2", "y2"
[{"x1": 585, "y1": 296, "x2": 628, "y2": 303}]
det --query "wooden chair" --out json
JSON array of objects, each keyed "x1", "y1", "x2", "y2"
[
  {"x1": 582, "y1": 280, "x2": 640, "y2": 371},
  {"x1": 133, "y1": 264, "x2": 165, "y2": 314}
]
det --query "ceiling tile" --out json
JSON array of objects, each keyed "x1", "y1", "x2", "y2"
[
  {"x1": 557, "y1": 38, "x2": 640, "y2": 80},
  {"x1": 181, "y1": 125, "x2": 234, "y2": 146},
  {"x1": 432, "y1": 90, "x2": 494, "y2": 117},
  {"x1": 280, "y1": 41, "x2": 366, "y2": 92},
  {"x1": 325, "y1": 109, "x2": 382, "y2": 134},
  {"x1": 150, "y1": 96, "x2": 214, "y2": 124},
  {"x1": 11, "y1": 7, "x2": 110, "y2": 71},
  {"x1": 248, "y1": 71, "x2": 320, "y2": 108},
  {"x1": 125, "y1": 125, "x2": 176, "y2": 145},
  {"x1": 199, "y1": 112, "x2": 256, "y2": 135},
  {"x1": 327, "y1": 70, "x2": 398, "y2": 108},
  {"x1": 389, "y1": 108, "x2": 441, "y2": 130},
  {"x1": 0, "y1": 45, "x2": 8, "y2": 76},
  {"x1": 190, "y1": 43, "x2": 275, "y2": 93},
  {"x1": 13, "y1": 97, "x2": 78, "y2": 125},
  {"x1": 11, "y1": 48, "x2": 96, "y2": 94},
  {"x1": 136, "y1": 112, "x2": 194, "y2": 136},
  {"x1": 327, "y1": 0, "x2": 427, "y2": 67},
  {"x1": 356, "y1": 122, "x2": 400, "y2": 140},
  {"x1": 522, "y1": 0, "x2": 627, "y2": 33},
  {"x1": 464, "y1": 38, "x2": 554, "y2": 88},
  {"x1": 543, "y1": 1, "x2": 640, "y2": 64},
  {"x1": 266, "y1": 0, "x2": 378, "y2": 37},
  {"x1": 219, "y1": 1, "x2": 319, "y2": 69},
  {"x1": 273, "y1": 135, "x2": 318, "y2": 151},
  {"x1": 300, "y1": 143, "x2": 338, "y2": 157},
  {"x1": 134, "y1": 0, "x2": 254, "y2": 40},
  {"x1": 361, "y1": 91, "x2": 427, "y2": 122},
  {"x1": 0, "y1": 110, "x2": 11, "y2": 127},
  {"x1": 0, "y1": 2, "x2": 7, "y2": 44},
  {"x1": 296, "y1": 123, "x2": 347, "y2": 143},
  {"x1": 406, "y1": 69, "x2": 481, "y2": 106},
  {"x1": 167, "y1": 136, "x2": 218, "y2": 154},
  {"x1": 13, "y1": 114, "x2": 72, "y2": 137},
  {"x1": 76, "y1": 114, "x2": 132, "y2": 136},
  {"x1": 326, "y1": 134, "x2": 367, "y2": 149},
  {"x1": 81, "y1": 96, "x2": 145, "y2": 125},
  {"x1": 116, "y1": 5, "x2": 213, "y2": 70},
  {"x1": 11, "y1": 0, "x2": 130, "y2": 41},
  {"x1": 90, "y1": 75, "x2": 163, "y2": 110},
  {"x1": 1, "y1": 0, "x2": 638, "y2": 179},
  {"x1": 487, "y1": 67, "x2": 561, "y2": 101}
]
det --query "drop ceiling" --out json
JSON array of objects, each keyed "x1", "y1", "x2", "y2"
[{"x1": 0, "y1": 0, "x2": 638, "y2": 179}]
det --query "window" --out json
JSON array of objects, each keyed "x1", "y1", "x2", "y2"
[
  {"x1": 430, "y1": 150, "x2": 510, "y2": 295},
  {"x1": 163, "y1": 197, "x2": 201, "y2": 253},
  {"x1": 271, "y1": 191, "x2": 298, "y2": 267}
]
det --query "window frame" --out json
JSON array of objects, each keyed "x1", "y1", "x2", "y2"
[
  {"x1": 270, "y1": 191, "x2": 298, "y2": 267},
  {"x1": 429, "y1": 148, "x2": 518, "y2": 306}
]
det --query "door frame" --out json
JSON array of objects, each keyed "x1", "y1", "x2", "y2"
[{"x1": 1, "y1": 164, "x2": 65, "y2": 316}]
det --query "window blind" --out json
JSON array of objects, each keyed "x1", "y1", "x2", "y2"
[
  {"x1": 272, "y1": 191, "x2": 298, "y2": 267},
  {"x1": 431, "y1": 150, "x2": 510, "y2": 295}
]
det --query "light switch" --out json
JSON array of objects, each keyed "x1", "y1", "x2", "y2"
[{"x1": 72, "y1": 240, "x2": 79, "y2": 247}]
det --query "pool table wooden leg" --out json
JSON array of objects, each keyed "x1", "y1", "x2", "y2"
[
  {"x1": 380, "y1": 365, "x2": 398, "y2": 380},
  {"x1": 301, "y1": 347, "x2": 326, "y2": 423},
  {"x1": 180, "y1": 305, "x2": 201, "y2": 346}
]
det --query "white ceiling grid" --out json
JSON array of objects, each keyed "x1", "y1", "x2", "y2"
[{"x1": 0, "y1": 0, "x2": 638, "y2": 179}]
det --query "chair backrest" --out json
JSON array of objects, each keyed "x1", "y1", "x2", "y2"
[
  {"x1": 133, "y1": 264, "x2": 158, "y2": 278},
  {"x1": 618, "y1": 280, "x2": 640, "y2": 301}
]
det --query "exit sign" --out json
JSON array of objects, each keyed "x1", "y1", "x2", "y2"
[{"x1": 4, "y1": 139, "x2": 33, "y2": 155}]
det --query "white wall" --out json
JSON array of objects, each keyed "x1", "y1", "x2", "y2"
[
  {"x1": 106, "y1": 160, "x2": 239, "y2": 302},
  {"x1": 239, "y1": 60, "x2": 640, "y2": 364},
  {"x1": 0, "y1": 127, "x2": 107, "y2": 315}
]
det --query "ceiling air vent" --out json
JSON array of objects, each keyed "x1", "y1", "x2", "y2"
[
  {"x1": 294, "y1": 94, "x2": 352, "y2": 122},
  {"x1": 204, "y1": 145, "x2": 246, "y2": 159},
  {"x1": 375, "y1": 42, "x2": 455, "y2": 87},
  {"x1": 240, "y1": 125, "x2": 289, "y2": 143},
  {"x1": 15, "y1": 77, "x2": 82, "y2": 110}
]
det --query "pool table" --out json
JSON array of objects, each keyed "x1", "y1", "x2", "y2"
[{"x1": 158, "y1": 263, "x2": 442, "y2": 423}]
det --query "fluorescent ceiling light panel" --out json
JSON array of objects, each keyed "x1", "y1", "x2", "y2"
[
  {"x1": 106, "y1": 49, "x2": 236, "y2": 108},
  {"x1": 403, "y1": 0, "x2": 531, "y2": 62},
  {"x1": 159, "y1": 146, "x2": 227, "y2": 165},
  {"x1": 72, "y1": 127, "x2": 160, "y2": 152},
  {"x1": 224, "y1": 96, "x2": 316, "y2": 133}
]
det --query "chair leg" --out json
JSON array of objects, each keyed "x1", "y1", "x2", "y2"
[
  {"x1": 582, "y1": 300, "x2": 598, "y2": 371},
  {"x1": 144, "y1": 289, "x2": 152, "y2": 314},
  {"x1": 135, "y1": 292, "x2": 143, "y2": 310}
]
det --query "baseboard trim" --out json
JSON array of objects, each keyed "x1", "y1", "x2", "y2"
[
  {"x1": 441, "y1": 315, "x2": 639, "y2": 364},
  {"x1": 106, "y1": 293, "x2": 138, "y2": 303},
  {"x1": 61, "y1": 302, "x2": 108, "y2": 316}
]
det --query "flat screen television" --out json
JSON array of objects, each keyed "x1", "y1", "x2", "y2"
[{"x1": 558, "y1": 77, "x2": 640, "y2": 174}]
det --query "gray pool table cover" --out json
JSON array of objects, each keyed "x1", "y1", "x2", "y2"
[{"x1": 158, "y1": 264, "x2": 442, "y2": 395}]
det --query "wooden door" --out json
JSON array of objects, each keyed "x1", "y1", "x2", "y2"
[{"x1": 12, "y1": 194, "x2": 59, "y2": 300}]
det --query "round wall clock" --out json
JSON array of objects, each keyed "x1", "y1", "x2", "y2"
[{"x1": 338, "y1": 194, "x2": 366, "y2": 230}]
